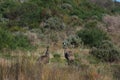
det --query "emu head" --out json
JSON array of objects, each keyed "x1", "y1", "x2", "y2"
[
  {"x1": 63, "y1": 42, "x2": 66, "y2": 46},
  {"x1": 63, "y1": 42, "x2": 67, "y2": 49}
]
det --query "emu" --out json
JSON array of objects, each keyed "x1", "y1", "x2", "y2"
[
  {"x1": 63, "y1": 42, "x2": 75, "y2": 65},
  {"x1": 37, "y1": 46, "x2": 50, "y2": 65}
]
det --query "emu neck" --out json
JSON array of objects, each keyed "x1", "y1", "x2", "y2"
[
  {"x1": 45, "y1": 48, "x2": 49, "y2": 55},
  {"x1": 64, "y1": 48, "x2": 67, "y2": 53}
]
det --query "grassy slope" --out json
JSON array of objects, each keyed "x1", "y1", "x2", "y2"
[{"x1": 0, "y1": 0, "x2": 120, "y2": 80}]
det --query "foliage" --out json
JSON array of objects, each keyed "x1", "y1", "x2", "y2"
[
  {"x1": 84, "y1": 20, "x2": 98, "y2": 28},
  {"x1": 51, "y1": 53, "x2": 62, "y2": 62},
  {"x1": 0, "y1": 0, "x2": 109, "y2": 30},
  {"x1": 70, "y1": 0, "x2": 107, "y2": 20},
  {"x1": 0, "y1": 0, "x2": 19, "y2": 14},
  {"x1": 0, "y1": 0, "x2": 119, "y2": 51},
  {"x1": 77, "y1": 27, "x2": 109, "y2": 47},
  {"x1": 113, "y1": 6, "x2": 120, "y2": 13},
  {"x1": 90, "y1": 40, "x2": 120, "y2": 62},
  {"x1": 0, "y1": 1, "x2": 41, "y2": 28},
  {"x1": 53, "y1": 53, "x2": 61, "y2": 58},
  {"x1": 113, "y1": 2, "x2": 120, "y2": 13},
  {"x1": 61, "y1": 3, "x2": 73, "y2": 10},
  {"x1": 13, "y1": 34, "x2": 34, "y2": 50},
  {"x1": 18, "y1": 2, "x2": 41, "y2": 28},
  {"x1": 44, "y1": 17, "x2": 66, "y2": 30},
  {"x1": 0, "y1": 28, "x2": 14, "y2": 50},
  {"x1": 0, "y1": 0, "x2": 113, "y2": 33},
  {"x1": 0, "y1": 28, "x2": 33, "y2": 50},
  {"x1": 63, "y1": 35, "x2": 82, "y2": 48}
]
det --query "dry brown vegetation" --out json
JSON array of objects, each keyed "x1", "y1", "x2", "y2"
[
  {"x1": 103, "y1": 15, "x2": 120, "y2": 47},
  {"x1": 0, "y1": 48, "x2": 119, "y2": 80}
]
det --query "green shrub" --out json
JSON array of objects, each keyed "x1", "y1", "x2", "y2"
[
  {"x1": 0, "y1": 1, "x2": 18, "y2": 14},
  {"x1": 90, "y1": 40, "x2": 120, "y2": 62},
  {"x1": 70, "y1": 0, "x2": 107, "y2": 20},
  {"x1": 0, "y1": 28, "x2": 33, "y2": 50},
  {"x1": 51, "y1": 53, "x2": 62, "y2": 62},
  {"x1": 44, "y1": 17, "x2": 66, "y2": 30},
  {"x1": 84, "y1": 20, "x2": 97, "y2": 28},
  {"x1": 53, "y1": 53, "x2": 61, "y2": 58},
  {"x1": 61, "y1": 3, "x2": 73, "y2": 10},
  {"x1": 77, "y1": 27, "x2": 109, "y2": 47},
  {"x1": 0, "y1": 28, "x2": 14, "y2": 50},
  {"x1": 19, "y1": 2, "x2": 41, "y2": 27},
  {"x1": 0, "y1": 0, "x2": 109, "y2": 30},
  {"x1": 63, "y1": 35, "x2": 82, "y2": 48},
  {"x1": 112, "y1": 6, "x2": 120, "y2": 13},
  {"x1": 12, "y1": 34, "x2": 33, "y2": 50},
  {"x1": 0, "y1": 1, "x2": 41, "y2": 28}
]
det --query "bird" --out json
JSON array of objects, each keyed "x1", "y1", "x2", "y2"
[
  {"x1": 63, "y1": 42, "x2": 75, "y2": 65},
  {"x1": 37, "y1": 46, "x2": 50, "y2": 65}
]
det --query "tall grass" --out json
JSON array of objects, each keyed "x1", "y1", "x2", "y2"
[{"x1": 0, "y1": 52, "x2": 115, "y2": 80}]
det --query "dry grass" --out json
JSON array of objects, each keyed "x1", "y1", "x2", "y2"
[
  {"x1": 103, "y1": 15, "x2": 120, "y2": 47},
  {"x1": 0, "y1": 58, "x2": 103, "y2": 80},
  {"x1": 0, "y1": 48, "x2": 117, "y2": 80}
]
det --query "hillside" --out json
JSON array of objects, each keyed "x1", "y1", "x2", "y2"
[{"x1": 0, "y1": 0, "x2": 120, "y2": 80}]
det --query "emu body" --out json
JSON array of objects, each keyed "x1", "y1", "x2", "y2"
[
  {"x1": 37, "y1": 46, "x2": 50, "y2": 64},
  {"x1": 64, "y1": 48, "x2": 75, "y2": 65}
]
